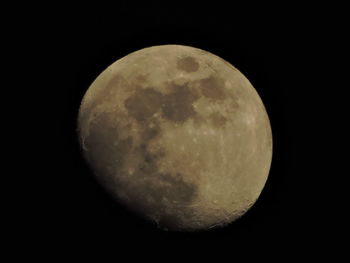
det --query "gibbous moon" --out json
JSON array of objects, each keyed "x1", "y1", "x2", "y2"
[{"x1": 78, "y1": 45, "x2": 272, "y2": 231}]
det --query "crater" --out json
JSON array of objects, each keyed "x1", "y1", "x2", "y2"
[
  {"x1": 176, "y1": 56, "x2": 199, "y2": 72},
  {"x1": 199, "y1": 75, "x2": 226, "y2": 100},
  {"x1": 124, "y1": 88, "x2": 163, "y2": 122},
  {"x1": 161, "y1": 83, "x2": 199, "y2": 123},
  {"x1": 210, "y1": 112, "x2": 227, "y2": 128}
]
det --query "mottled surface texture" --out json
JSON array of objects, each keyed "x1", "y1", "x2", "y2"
[{"x1": 78, "y1": 45, "x2": 272, "y2": 231}]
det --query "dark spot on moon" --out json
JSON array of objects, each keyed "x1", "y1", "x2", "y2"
[
  {"x1": 140, "y1": 132, "x2": 167, "y2": 176},
  {"x1": 138, "y1": 157, "x2": 158, "y2": 174},
  {"x1": 161, "y1": 83, "x2": 199, "y2": 123},
  {"x1": 210, "y1": 112, "x2": 227, "y2": 128},
  {"x1": 124, "y1": 88, "x2": 163, "y2": 122},
  {"x1": 177, "y1": 56, "x2": 199, "y2": 72},
  {"x1": 199, "y1": 75, "x2": 226, "y2": 100},
  {"x1": 141, "y1": 125, "x2": 160, "y2": 141},
  {"x1": 137, "y1": 141, "x2": 163, "y2": 175},
  {"x1": 124, "y1": 82, "x2": 199, "y2": 124},
  {"x1": 139, "y1": 143, "x2": 147, "y2": 151}
]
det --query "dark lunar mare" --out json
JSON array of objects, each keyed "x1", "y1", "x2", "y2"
[
  {"x1": 124, "y1": 82, "x2": 199, "y2": 124},
  {"x1": 198, "y1": 75, "x2": 226, "y2": 100},
  {"x1": 176, "y1": 56, "x2": 200, "y2": 72}
]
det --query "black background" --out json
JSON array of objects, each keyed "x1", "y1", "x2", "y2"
[{"x1": 18, "y1": 2, "x2": 344, "y2": 258}]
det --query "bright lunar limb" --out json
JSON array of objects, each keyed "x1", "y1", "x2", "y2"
[{"x1": 78, "y1": 45, "x2": 272, "y2": 231}]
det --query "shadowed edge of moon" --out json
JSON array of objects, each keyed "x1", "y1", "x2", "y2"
[{"x1": 82, "y1": 109, "x2": 200, "y2": 230}]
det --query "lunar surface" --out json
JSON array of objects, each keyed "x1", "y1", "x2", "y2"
[{"x1": 78, "y1": 45, "x2": 272, "y2": 231}]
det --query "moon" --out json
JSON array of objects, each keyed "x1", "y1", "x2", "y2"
[{"x1": 78, "y1": 45, "x2": 272, "y2": 231}]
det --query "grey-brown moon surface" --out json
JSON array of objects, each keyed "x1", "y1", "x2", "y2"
[{"x1": 78, "y1": 45, "x2": 272, "y2": 231}]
